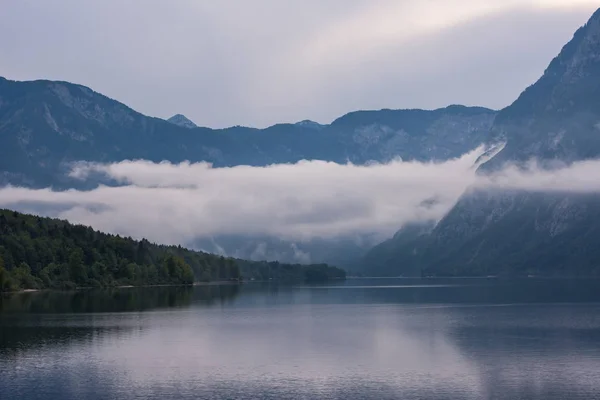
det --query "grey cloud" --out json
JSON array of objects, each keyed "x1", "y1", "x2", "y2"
[{"x1": 0, "y1": 1, "x2": 596, "y2": 128}]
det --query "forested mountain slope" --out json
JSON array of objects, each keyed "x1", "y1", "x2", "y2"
[{"x1": 0, "y1": 209, "x2": 345, "y2": 291}]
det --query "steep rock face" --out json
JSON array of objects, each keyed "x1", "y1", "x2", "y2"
[
  {"x1": 330, "y1": 105, "x2": 496, "y2": 163},
  {"x1": 0, "y1": 77, "x2": 495, "y2": 188},
  {"x1": 361, "y1": 8, "x2": 600, "y2": 277},
  {"x1": 416, "y1": 191, "x2": 600, "y2": 276},
  {"x1": 484, "y1": 8, "x2": 600, "y2": 169}
]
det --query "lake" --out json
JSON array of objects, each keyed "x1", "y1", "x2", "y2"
[{"x1": 2, "y1": 278, "x2": 600, "y2": 399}]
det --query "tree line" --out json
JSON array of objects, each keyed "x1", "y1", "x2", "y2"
[{"x1": 0, "y1": 209, "x2": 345, "y2": 291}]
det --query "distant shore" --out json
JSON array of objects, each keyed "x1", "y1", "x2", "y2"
[{"x1": 3, "y1": 277, "x2": 338, "y2": 294}]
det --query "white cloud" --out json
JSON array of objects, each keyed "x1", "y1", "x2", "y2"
[
  {"x1": 3, "y1": 150, "x2": 600, "y2": 251},
  {"x1": 476, "y1": 159, "x2": 600, "y2": 192},
  {"x1": 0, "y1": 150, "x2": 483, "y2": 245}
]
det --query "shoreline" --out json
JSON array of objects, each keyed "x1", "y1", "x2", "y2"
[
  {"x1": 2, "y1": 277, "x2": 349, "y2": 295},
  {"x1": 2, "y1": 280, "x2": 244, "y2": 295},
  {"x1": 2, "y1": 278, "x2": 323, "y2": 294}
]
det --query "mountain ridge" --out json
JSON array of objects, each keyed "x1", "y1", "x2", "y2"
[
  {"x1": 361, "y1": 7, "x2": 600, "y2": 277},
  {"x1": 0, "y1": 76, "x2": 496, "y2": 131},
  {"x1": 0, "y1": 76, "x2": 496, "y2": 266},
  {"x1": 0, "y1": 76, "x2": 496, "y2": 189}
]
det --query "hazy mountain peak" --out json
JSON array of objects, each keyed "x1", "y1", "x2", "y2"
[
  {"x1": 478, "y1": 7, "x2": 600, "y2": 171},
  {"x1": 167, "y1": 114, "x2": 197, "y2": 129},
  {"x1": 501, "y1": 7, "x2": 600, "y2": 120},
  {"x1": 295, "y1": 120, "x2": 324, "y2": 130}
]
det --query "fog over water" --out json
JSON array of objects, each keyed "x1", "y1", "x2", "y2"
[{"x1": 2, "y1": 148, "x2": 600, "y2": 248}]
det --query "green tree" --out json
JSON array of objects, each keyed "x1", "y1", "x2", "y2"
[
  {"x1": 11, "y1": 262, "x2": 39, "y2": 289},
  {"x1": 0, "y1": 255, "x2": 11, "y2": 291},
  {"x1": 68, "y1": 248, "x2": 87, "y2": 285},
  {"x1": 0, "y1": 208, "x2": 345, "y2": 291}
]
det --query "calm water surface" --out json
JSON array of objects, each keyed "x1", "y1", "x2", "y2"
[{"x1": 2, "y1": 278, "x2": 600, "y2": 399}]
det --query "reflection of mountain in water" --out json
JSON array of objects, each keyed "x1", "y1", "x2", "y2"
[
  {"x1": 3, "y1": 280, "x2": 600, "y2": 400},
  {"x1": 444, "y1": 304, "x2": 600, "y2": 399}
]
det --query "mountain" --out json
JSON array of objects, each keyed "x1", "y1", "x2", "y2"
[
  {"x1": 358, "y1": 221, "x2": 435, "y2": 276},
  {"x1": 0, "y1": 78, "x2": 497, "y2": 267},
  {"x1": 361, "y1": 8, "x2": 600, "y2": 277},
  {"x1": 193, "y1": 234, "x2": 381, "y2": 267},
  {"x1": 0, "y1": 209, "x2": 345, "y2": 291},
  {"x1": 482, "y1": 7, "x2": 600, "y2": 170},
  {"x1": 294, "y1": 120, "x2": 325, "y2": 130},
  {"x1": 0, "y1": 76, "x2": 495, "y2": 188},
  {"x1": 167, "y1": 114, "x2": 198, "y2": 129}
]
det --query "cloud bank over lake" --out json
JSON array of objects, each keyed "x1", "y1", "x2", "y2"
[{"x1": 3, "y1": 149, "x2": 600, "y2": 248}]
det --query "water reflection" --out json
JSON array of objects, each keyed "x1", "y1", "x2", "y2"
[
  {"x1": 0, "y1": 284, "x2": 241, "y2": 357},
  {"x1": 2, "y1": 279, "x2": 600, "y2": 399},
  {"x1": 300, "y1": 277, "x2": 600, "y2": 305},
  {"x1": 0, "y1": 284, "x2": 241, "y2": 314},
  {"x1": 445, "y1": 304, "x2": 600, "y2": 399}
]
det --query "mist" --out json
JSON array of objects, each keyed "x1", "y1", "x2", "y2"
[
  {"x1": 2, "y1": 150, "x2": 600, "y2": 250},
  {"x1": 0, "y1": 150, "x2": 482, "y2": 245}
]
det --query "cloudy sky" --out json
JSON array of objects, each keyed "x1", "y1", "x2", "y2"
[{"x1": 0, "y1": 1, "x2": 597, "y2": 128}]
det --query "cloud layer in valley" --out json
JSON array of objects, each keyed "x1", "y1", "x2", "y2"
[
  {"x1": 3, "y1": 151, "x2": 600, "y2": 250},
  {"x1": 0, "y1": 151, "x2": 483, "y2": 246}
]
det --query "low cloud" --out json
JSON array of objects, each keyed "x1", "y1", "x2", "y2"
[
  {"x1": 476, "y1": 159, "x2": 600, "y2": 193},
  {"x1": 2, "y1": 151, "x2": 600, "y2": 250},
  {"x1": 0, "y1": 150, "x2": 482, "y2": 245}
]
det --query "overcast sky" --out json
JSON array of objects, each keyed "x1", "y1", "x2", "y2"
[{"x1": 0, "y1": 1, "x2": 597, "y2": 128}]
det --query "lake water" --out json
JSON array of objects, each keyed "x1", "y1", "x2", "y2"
[{"x1": 2, "y1": 278, "x2": 600, "y2": 399}]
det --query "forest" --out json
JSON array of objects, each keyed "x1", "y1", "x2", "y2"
[{"x1": 0, "y1": 209, "x2": 345, "y2": 291}]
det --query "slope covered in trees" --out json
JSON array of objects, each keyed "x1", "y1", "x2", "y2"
[{"x1": 0, "y1": 209, "x2": 345, "y2": 291}]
